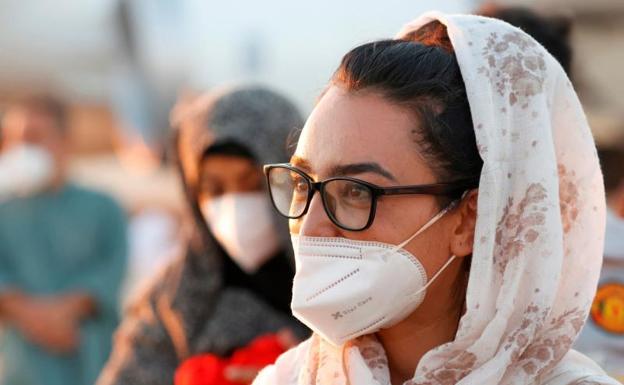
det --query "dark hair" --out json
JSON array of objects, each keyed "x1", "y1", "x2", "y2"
[
  {"x1": 598, "y1": 148, "x2": 624, "y2": 193},
  {"x1": 478, "y1": 5, "x2": 572, "y2": 75},
  {"x1": 201, "y1": 139, "x2": 257, "y2": 163},
  {"x1": 331, "y1": 21, "x2": 482, "y2": 202}
]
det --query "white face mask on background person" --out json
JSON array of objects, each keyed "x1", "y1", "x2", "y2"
[
  {"x1": 200, "y1": 191, "x2": 282, "y2": 273},
  {"x1": 0, "y1": 144, "x2": 53, "y2": 201},
  {"x1": 290, "y1": 206, "x2": 458, "y2": 346}
]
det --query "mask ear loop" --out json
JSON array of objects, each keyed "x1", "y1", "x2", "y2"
[
  {"x1": 413, "y1": 254, "x2": 458, "y2": 297},
  {"x1": 368, "y1": 206, "x2": 450, "y2": 261},
  {"x1": 393, "y1": 189, "x2": 471, "y2": 252},
  {"x1": 388, "y1": 189, "x2": 472, "y2": 293},
  {"x1": 394, "y1": 206, "x2": 451, "y2": 252},
  {"x1": 412, "y1": 190, "x2": 473, "y2": 294}
]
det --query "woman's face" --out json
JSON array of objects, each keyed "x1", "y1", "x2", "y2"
[{"x1": 291, "y1": 86, "x2": 473, "y2": 297}]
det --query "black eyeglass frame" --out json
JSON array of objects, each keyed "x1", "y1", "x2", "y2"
[{"x1": 263, "y1": 163, "x2": 478, "y2": 231}]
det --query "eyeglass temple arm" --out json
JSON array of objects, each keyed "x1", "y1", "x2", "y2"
[{"x1": 377, "y1": 181, "x2": 478, "y2": 196}]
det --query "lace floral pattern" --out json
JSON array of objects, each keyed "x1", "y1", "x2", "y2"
[
  {"x1": 477, "y1": 30, "x2": 546, "y2": 109},
  {"x1": 494, "y1": 183, "x2": 548, "y2": 274},
  {"x1": 518, "y1": 308, "x2": 587, "y2": 376},
  {"x1": 558, "y1": 164, "x2": 580, "y2": 234},
  {"x1": 409, "y1": 352, "x2": 477, "y2": 385}
]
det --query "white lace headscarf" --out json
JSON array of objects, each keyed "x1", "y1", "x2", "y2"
[{"x1": 254, "y1": 12, "x2": 620, "y2": 385}]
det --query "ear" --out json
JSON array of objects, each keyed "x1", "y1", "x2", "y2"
[{"x1": 449, "y1": 190, "x2": 478, "y2": 258}]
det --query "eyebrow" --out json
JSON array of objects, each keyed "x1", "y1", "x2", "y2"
[
  {"x1": 290, "y1": 155, "x2": 311, "y2": 171},
  {"x1": 290, "y1": 156, "x2": 397, "y2": 182}
]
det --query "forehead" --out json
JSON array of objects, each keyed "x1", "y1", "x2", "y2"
[
  {"x1": 294, "y1": 86, "x2": 431, "y2": 182},
  {"x1": 3, "y1": 105, "x2": 58, "y2": 128},
  {"x1": 200, "y1": 154, "x2": 257, "y2": 176}
]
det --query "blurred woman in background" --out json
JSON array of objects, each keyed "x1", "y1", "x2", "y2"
[{"x1": 98, "y1": 86, "x2": 308, "y2": 385}]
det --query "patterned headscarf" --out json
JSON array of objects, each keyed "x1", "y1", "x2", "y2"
[{"x1": 254, "y1": 12, "x2": 620, "y2": 385}]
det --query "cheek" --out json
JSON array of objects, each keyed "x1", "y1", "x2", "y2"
[
  {"x1": 367, "y1": 196, "x2": 438, "y2": 243},
  {"x1": 407, "y1": 221, "x2": 454, "y2": 279},
  {"x1": 372, "y1": 197, "x2": 452, "y2": 275},
  {"x1": 247, "y1": 172, "x2": 265, "y2": 191},
  {"x1": 289, "y1": 218, "x2": 300, "y2": 234},
  {"x1": 51, "y1": 141, "x2": 66, "y2": 157}
]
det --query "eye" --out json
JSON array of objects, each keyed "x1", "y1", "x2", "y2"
[
  {"x1": 199, "y1": 183, "x2": 223, "y2": 199},
  {"x1": 340, "y1": 182, "x2": 371, "y2": 201},
  {"x1": 291, "y1": 173, "x2": 309, "y2": 199},
  {"x1": 293, "y1": 176, "x2": 307, "y2": 192}
]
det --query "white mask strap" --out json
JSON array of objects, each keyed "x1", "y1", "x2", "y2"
[
  {"x1": 395, "y1": 205, "x2": 451, "y2": 251},
  {"x1": 414, "y1": 254, "x2": 458, "y2": 296},
  {"x1": 395, "y1": 190, "x2": 470, "y2": 252},
  {"x1": 391, "y1": 194, "x2": 465, "y2": 293}
]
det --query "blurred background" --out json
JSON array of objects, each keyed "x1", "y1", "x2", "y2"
[
  {"x1": 3, "y1": 0, "x2": 622, "y2": 300},
  {"x1": 0, "y1": 0, "x2": 479, "y2": 302},
  {"x1": 0, "y1": 0, "x2": 622, "y2": 382}
]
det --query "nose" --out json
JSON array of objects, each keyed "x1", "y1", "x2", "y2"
[{"x1": 290, "y1": 192, "x2": 341, "y2": 237}]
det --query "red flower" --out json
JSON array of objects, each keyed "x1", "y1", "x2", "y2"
[
  {"x1": 230, "y1": 334, "x2": 285, "y2": 368},
  {"x1": 175, "y1": 334, "x2": 286, "y2": 385},
  {"x1": 175, "y1": 354, "x2": 236, "y2": 385}
]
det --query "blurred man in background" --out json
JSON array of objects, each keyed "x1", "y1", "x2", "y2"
[{"x1": 0, "y1": 96, "x2": 127, "y2": 385}]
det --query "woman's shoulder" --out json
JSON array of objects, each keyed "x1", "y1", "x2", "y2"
[
  {"x1": 195, "y1": 288, "x2": 304, "y2": 356},
  {"x1": 540, "y1": 350, "x2": 622, "y2": 385}
]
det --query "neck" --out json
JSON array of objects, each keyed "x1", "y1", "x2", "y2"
[
  {"x1": 49, "y1": 158, "x2": 67, "y2": 191},
  {"x1": 41, "y1": 166, "x2": 67, "y2": 194},
  {"x1": 376, "y1": 262, "x2": 467, "y2": 385},
  {"x1": 48, "y1": 171, "x2": 66, "y2": 192},
  {"x1": 377, "y1": 307, "x2": 462, "y2": 385}
]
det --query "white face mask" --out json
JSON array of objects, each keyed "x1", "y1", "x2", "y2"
[
  {"x1": 0, "y1": 144, "x2": 53, "y2": 201},
  {"x1": 200, "y1": 192, "x2": 282, "y2": 273},
  {"x1": 290, "y1": 207, "x2": 457, "y2": 346}
]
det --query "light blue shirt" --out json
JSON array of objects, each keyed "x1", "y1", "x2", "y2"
[{"x1": 0, "y1": 184, "x2": 127, "y2": 385}]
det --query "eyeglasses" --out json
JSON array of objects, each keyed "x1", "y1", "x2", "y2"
[{"x1": 263, "y1": 163, "x2": 478, "y2": 231}]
